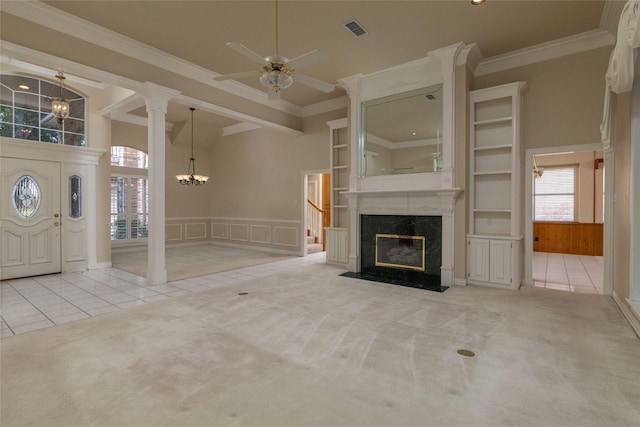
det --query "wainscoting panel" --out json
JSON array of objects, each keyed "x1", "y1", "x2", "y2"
[
  {"x1": 250, "y1": 225, "x2": 272, "y2": 244},
  {"x1": 165, "y1": 224, "x2": 182, "y2": 241},
  {"x1": 211, "y1": 223, "x2": 229, "y2": 240},
  {"x1": 230, "y1": 224, "x2": 250, "y2": 242},
  {"x1": 273, "y1": 226, "x2": 298, "y2": 247},
  {"x1": 185, "y1": 223, "x2": 207, "y2": 240},
  {"x1": 533, "y1": 222, "x2": 603, "y2": 255},
  {"x1": 164, "y1": 217, "x2": 301, "y2": 255}
]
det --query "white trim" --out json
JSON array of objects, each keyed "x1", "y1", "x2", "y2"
[
  {"x1": 301, "y1": 96, "x2": 348, "y2": 118},
  {"x1": 612, "y1": 291, "x2": 640, "y2": 338},
  {"x1": 222, "y1": 123, "x2": 262, "y2": 137},
  {"x1": 475, "y1": 30, "x2": 614, "y2": 77},
  {"x1": 0, "y1": 1, "x2": 306, "y2": 117},
  {"x1": 210, "y1": 216, "x2": 301, "y2": 224},
  {"x1": 185, "y1": 223, "x2": 207, "y2": 240},
  {"x1": 600, "y1": 1, "x2": 625, "y2": 37},
  {"x1": 523, "y1": 144, "x2": 608, "y2": 292},
  {"x1": 90, "y1": 262, "x2": 113, "y2": 270}
]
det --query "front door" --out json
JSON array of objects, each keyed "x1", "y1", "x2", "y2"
[{"x1": 1, "y1": 158, "x2": 61, "y2": 280}]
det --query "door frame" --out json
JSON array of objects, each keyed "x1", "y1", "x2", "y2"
[
  {"x1": 524, "y1": 142, "x2": 611, "y2": 295},
  {"x1": 301, "y1": 168, "x2": 330, "y2": 256},
  {"x1": 1, "y1": 138, "x2": 105, "y2": 275}
]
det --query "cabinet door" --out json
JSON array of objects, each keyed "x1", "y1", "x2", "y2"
[
  {"x1": 468, "y1": 238, "x2": 490, "y2": 282},
  {"x1": 490, "y1": 239, "x2": 512, "y2": 285},
  {"x1": 326, "y1": 228, "x2": 348, "y2": 264}
]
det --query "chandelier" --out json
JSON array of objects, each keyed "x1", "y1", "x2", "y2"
[
  {"x1": 50, "y1": 72, "x2": 70, "y2": 123},
  {"x1": 176, "y1": 108, "x2": 209, "y2": 186}
]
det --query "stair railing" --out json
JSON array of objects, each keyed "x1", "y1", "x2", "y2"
[{"x1": 306, "y1": 198, "x2": 324, "y2": 245}]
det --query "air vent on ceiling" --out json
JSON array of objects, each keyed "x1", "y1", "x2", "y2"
[{"x1": 344, "y1": 19, "x2": 367, "y2": 37}]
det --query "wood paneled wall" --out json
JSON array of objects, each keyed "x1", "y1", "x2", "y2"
[{"x1": 533, "y1": 222, "x2": 603, "y2": 256}]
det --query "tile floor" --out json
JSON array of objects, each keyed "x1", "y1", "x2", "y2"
[
  {"x1": 532, "y1": 251, "x2": 603, "y2": 294},
  {"x1": 1, "y1": 252, "x2": 326, "y2": 338}
]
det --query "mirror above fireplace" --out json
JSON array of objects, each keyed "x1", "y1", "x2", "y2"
[{"x1": 361, "y1": 84, "x2": 443, "y2": 176}]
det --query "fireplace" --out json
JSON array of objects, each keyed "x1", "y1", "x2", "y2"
[
  {"x1": 375, "y1": 234, "x2": 425, "y2": 271},
  {"x1": 342, "y1": 214, "x2": 445, "y2": 292}
]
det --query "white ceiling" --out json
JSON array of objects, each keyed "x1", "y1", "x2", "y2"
[{"x1": 1, "y1": 0, "x2": 619, "y2": 138}]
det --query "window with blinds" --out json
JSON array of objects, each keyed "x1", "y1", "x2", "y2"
[
  {"x1": 110, "y1": 146, "x2": 149, "y2": 242},
  {"x1": 533, "y1": 166, "x2": 576, "y2": 222}
]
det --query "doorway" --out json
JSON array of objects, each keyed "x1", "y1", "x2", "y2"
[
  {"x1": 303, "y1": 171, "x2": 330, "y2": 256},
  {"x1": 1, "y1": 158, "x2": 61, "y2": 279},
  {"x1": 524, "y1": 144, "x2": 609, "y2": 294}
]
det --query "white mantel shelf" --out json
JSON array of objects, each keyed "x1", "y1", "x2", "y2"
[{"x1": 343, "y1": 188, "x2": 462, "y2": 197}]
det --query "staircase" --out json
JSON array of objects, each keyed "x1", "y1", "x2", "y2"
[{"x1": 306, "y1": 233, "x2": 324, "y2": 254}]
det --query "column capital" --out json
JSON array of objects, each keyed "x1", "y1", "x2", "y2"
[{"x1": 139, "y1": 82, "x2": 181, "y2": 114}]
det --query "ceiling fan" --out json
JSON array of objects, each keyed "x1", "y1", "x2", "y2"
[{"x1": 213, "y1": 0, "x2": 335, "y2": 100}]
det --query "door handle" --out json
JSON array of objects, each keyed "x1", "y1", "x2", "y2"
[
  {"x1": 54, "y1": 222, "x2": 60, "y2": 227},
  {"x1": 54, "y1": 213, "x2": 60, "y2": 218}
]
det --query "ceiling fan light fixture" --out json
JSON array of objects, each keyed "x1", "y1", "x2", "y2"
[{"x1": 260, "y1": 70, "x2": 293, "y2": 92}]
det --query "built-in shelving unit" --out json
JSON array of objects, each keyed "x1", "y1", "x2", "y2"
[
  {"x1": 468, "y1": 82, "x2": 526, "y2": 290},
  {"x1": 326, "y1": 118, "x2": 349, "y2": 265}
]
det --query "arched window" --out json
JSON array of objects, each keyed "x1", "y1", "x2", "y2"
[
  {"x1": 110, "y1": 146, "x2": 148, "y2": 242},
  {"x1": 0, "y1": 74, "x2": 86, "y2": 146}
]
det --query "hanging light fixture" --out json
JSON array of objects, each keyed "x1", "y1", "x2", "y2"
[
  {"x1": 258, "y1": 0, "x2": 293, "y2": 96},
  {"x1": 176, "y1": 108, "x2": 209, "y2": 186},
  {"x1": 50, "y1": 72, "x2": 70, "y2": 124}
]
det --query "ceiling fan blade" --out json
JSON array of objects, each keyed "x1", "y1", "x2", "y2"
[
  {"x1": 213, "y1": 71, "x2": 258, "y2": 81},
  {"x1": 286, "y1": 49, "x2": 329, "y2": 69},
  {"x1": 226, "y1": 42, "x2": 266, "y2": 65},
  {"x1": 294, "y1": 74, "x2": 335, "y2": 93}
]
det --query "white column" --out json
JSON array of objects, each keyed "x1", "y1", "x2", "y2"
[{"x1": 140, "y1": 83, "x2": 180, "y2": 285}]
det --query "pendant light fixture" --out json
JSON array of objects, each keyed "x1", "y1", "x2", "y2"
[
  {"x1": 176, "y1": 108, "x2": 209, "y2": 186},
  {"x1": 50, "y1": 72, "x2": 70, "y2": 124}
]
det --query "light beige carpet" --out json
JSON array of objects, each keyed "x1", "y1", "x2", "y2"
[
  {"x1": 112, "y1": 243, "x2": 295, "y2": 281},
  {"x1": 2, "y1": 264, "x2": 639, "y2": 426}
]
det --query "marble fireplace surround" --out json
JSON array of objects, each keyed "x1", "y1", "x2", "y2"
[{"x1": 344, "y1": 188, "x2": 461, "y2": 288}]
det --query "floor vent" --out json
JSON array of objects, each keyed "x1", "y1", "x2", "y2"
[{"x1": 344, "y1": 19, "x2": 367, "y2": 37}]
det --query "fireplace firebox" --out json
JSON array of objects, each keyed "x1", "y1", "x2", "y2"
[
  {"x1": 375, "y1": 234, "x2": 425, "y2": 271},
  {"x1": 342, "y1": 214, "x2": 445, "y2": 292}
]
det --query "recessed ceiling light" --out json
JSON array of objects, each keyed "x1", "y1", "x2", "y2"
[
  {"x1": 471, "y1": 0, "x2": 485, "y2": 5},
  {"x1": 412, "y1": 132, "x2": 417, "y2": 136},
  {"x1": 18, "y1": 84, "x2": 30, "y2": 90}
]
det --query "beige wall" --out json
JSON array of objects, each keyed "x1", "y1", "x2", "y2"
[
  {"x1": 473, "y1": 47, "x2": 610, "y2": 151},
  {"x1": 209, "y1": 110, "x2": 346, "y2": 220}
]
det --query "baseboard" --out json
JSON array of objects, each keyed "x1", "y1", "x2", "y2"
[
  {"x1": 90, "y1": 262, "x2": 112, "y2": 269},
  {"x1": 612, "y1": 290, "x2": 640, "y2": 339},
  {"x1": 453, "y1": 278, "x2": 468, "y2": 287}
]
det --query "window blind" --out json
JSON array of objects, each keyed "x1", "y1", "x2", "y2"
[{"x1": 533, "y1": 166, "x2": 576, "y2": 221}]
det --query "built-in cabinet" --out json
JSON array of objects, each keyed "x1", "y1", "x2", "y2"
[
  {"x1": 326, "y1": 118, "x2": 349, "y2": 265},
  {"x1": 467, "y1": 82, "x2": 526, "y2": 290}
]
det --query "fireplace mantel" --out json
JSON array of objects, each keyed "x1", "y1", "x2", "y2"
[{"x1": 344, "y1": 188, "x2": 461, "y2": 287}]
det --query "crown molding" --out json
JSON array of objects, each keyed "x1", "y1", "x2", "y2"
[
  {"x1": 0, "y1": 0, "x2": 306, "y2": 117},
  {"x1": 301, "y1": 96, "x2": 348, "y2": 118},
  {"x1": 475, "y1": 29, "x2": 614, "y2": 76},
  {"x1": 221, "y1": 122, "x2": 263, "y2": 137}
]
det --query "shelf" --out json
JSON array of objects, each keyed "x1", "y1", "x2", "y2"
[
  {"x1": 473, "y1": 170, "x2": 511, "y2": 176},
  {"x1": 474, "y1": 144, "x2": 512, "y2": 151},
  {"x1": 334, "y1": 205, "x2": 348, "y2": 209},
  {"x1": 333, "y1": 187, "x2": 348, "y2": 191},
  {"x1": 473, "y1": 117, "x2": 512, "y2": 126},
  {"x1": 333, "y1": 165, "x2": 348, "y2": 170},
  {"x1": 333, "y1": 144, "x2": 348, "y2": 149},
  {"x1": 474, "y1": 209, "x2": 511, "y2": 213}
]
